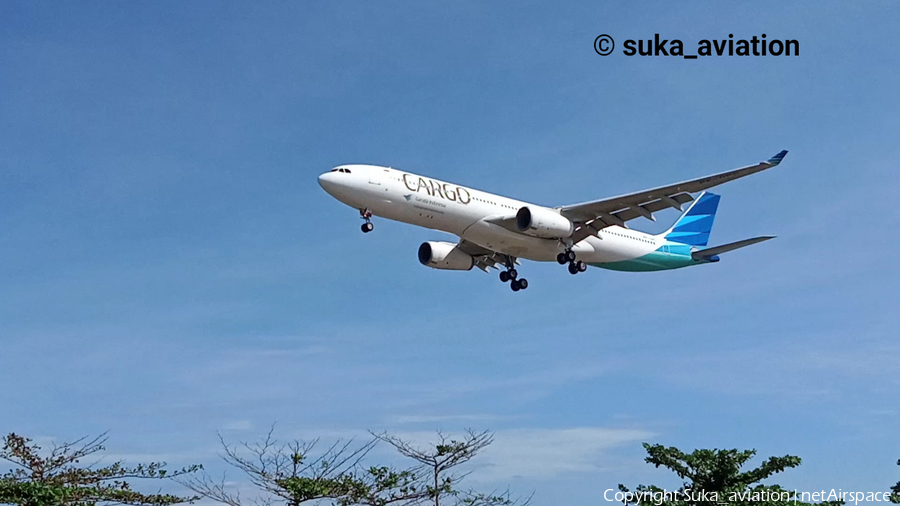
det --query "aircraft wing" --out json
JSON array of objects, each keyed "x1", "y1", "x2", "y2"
[
  {"x1": 456, "y1": 239, "x2": 518, "y2": 272},
  {"x1": 559, "y1": 150, "x2": 788, "y2": 244}
]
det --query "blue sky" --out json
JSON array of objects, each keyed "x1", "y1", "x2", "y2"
[{"x1": 2, "y1": 1, "x2": 899, "y2": 504}]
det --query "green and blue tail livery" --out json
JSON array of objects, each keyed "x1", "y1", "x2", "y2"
[{"x1": 664, "y1": 192, "x2": 720, "y2": 246}]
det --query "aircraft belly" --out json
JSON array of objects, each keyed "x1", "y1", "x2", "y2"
[{"x1": 461, "y1": 219, "x2": 571, "y2": 261}]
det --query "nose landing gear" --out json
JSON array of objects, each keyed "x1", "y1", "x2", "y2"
[{"x1": 360, "y1": 208, "x2": 374, "y2": 233}]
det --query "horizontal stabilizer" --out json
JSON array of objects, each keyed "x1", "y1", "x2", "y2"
[{"x1": 691, "y1": 236, "x2": 775, "y2": 260}]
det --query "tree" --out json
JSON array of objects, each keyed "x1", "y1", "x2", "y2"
[
  {"x1": 179, "y1": 428, "x2": 528, "y2": 506},
  {"x1": 370, "y1": 429, "x2": 526, "y2": 506},
  {"x1": 177, "y1": 428, "x2": 376, "y2": 506},
  {"x1": 891, "y1": 459, "x2": 900, "y2": 503},
  {"x1": 0, "y1": 432, "x2": 200, "y2": 506},
  {"x1": 618, "y1": 443, "x2": 841, "y2": 506}
]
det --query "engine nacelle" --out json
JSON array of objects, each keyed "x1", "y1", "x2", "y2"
[
  {"x1": 516, "y1": 206, "x2": 574, "y2": 238},
  {"x1": 417, "y1": 241, "x2": 474, "y2": 271}
]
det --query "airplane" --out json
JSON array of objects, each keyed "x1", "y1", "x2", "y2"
[{"x1": 318, "y1": 150, "x2": 788, "y2": 292}]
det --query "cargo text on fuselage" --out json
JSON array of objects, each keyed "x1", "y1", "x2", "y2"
[{"x1": 402, "y1": 174, "x2": 471, "y2": 204}]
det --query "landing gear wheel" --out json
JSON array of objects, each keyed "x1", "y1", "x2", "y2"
[
  {"x1": 510, "y1": 279, "x2": 521, "y2": 291},
  {"x1": 566, "y1": 250, "x2": 576, "y2": 262},
  {"x1": 359, "y1": 208, "x2": 374, "y2": 233},
  {"x1": 517, "y1": 278, "x2": 528, "y2": 290},
  {"x1": 577, "y1": 260, "x2": 587, "y2": 272},
  {"x1": 568, "y1": 262, "x2": 579, "y2": 275},
  {"x1": 508, "y1": 268, "x2": 518, "y2": 280},
  {"x1": 499, "y1": 271, "x2": 510, "y2": 283},
  {"x1": 556, "y1": 253, "x2": 568, "y2": 265}
]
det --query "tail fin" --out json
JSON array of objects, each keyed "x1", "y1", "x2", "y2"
[{"x1": 662, "y1": 191, "x2": 720, "y2": 246}]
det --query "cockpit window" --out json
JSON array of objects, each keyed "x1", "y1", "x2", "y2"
[{"x1": 331, "y1": 168, "x2": 352, "y2": 173}]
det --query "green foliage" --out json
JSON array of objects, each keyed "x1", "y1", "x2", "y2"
[
  {"x1": 0, "y1": 432, "x2": 200, "y2": 506},
  {"x1": 337, "y1": 466, "x2": 422, "y2": 506},
  {"x1": 0, "y1": 481, "x2": 65, "y2": 506},
  {"x1": 891, "y1": 459, "x2": 900, "y2": 504},
  {"x1": 619, "y1": 443, "x2": 841, "y2": 506}
]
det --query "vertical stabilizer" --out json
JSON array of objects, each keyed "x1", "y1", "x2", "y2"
[{"x1": 662, "y1": 192, "x2": 720, "y2": 246}]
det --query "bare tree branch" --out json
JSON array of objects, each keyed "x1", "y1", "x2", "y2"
[{"x1": 177, "y1": 428, "x2": 527, "y2": 506}]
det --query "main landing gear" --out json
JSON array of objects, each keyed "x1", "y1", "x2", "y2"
[
  {"x1": 360, "y1": 208, "x2": 374, "y2": 233},
  {"x1": 557, "y1": 249, "x2": 587, "y2": 275},
  {"x1": 498, "y1": 256, "x2": 528, "y2": 292},
  {"x1": 568, "y1": 260, "x2": 587, "y2": 275},
  {"x1": 556, "y1": 250, "x2": 576, "y2": 264}
]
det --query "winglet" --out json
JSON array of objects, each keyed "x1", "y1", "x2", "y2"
[{"x1": 766, "y1": 150, "x2": 788, "y2": 166}]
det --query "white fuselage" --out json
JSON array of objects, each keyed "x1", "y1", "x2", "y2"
[{"x1": 318, "y1": 164, "x2": 668, "y2": 266}]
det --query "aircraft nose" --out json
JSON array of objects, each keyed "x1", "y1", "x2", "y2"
[{"x1": 318, "y1": 171, "x2": 338, "y2": 194}]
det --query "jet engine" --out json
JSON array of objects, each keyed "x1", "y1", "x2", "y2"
[
  {"x1": 418, "y1": 241, "x2": 474, "y2": 270},
  {"x1": 516, "y1": 206, "x2": 574, "y2": 238}
]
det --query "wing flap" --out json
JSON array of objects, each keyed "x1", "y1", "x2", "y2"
[{"x1": 457, "y1": 239, "x2": 515, "y2": 272}]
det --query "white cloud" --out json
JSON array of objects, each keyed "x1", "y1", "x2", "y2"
[{"x1": 479, "y1": 428, "x2": 655, "y2": 481}]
